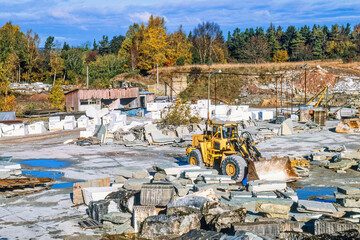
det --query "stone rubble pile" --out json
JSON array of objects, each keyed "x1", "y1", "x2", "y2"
[
  {"x1": 71, "y1": 161, "x2": 360, "y2": 239},
  {"x1": 9, "y1": 82, "x2": 76, "y2": 94}
]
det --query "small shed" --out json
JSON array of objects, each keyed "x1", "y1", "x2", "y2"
[
  {"x1": 139, "y1": 91, "x2": 155, "y2": 108},
  {"x1": 65, "y1": 87, "x2": 140, "y2": 112}
]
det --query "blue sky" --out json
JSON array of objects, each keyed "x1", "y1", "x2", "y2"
[{"x1": 1, "y1": 0, "x2": 360, "y2": 47}]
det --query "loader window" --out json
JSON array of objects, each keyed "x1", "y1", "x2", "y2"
[
  {"x1": 212, "y1": 126, "x2": 221, "y2": 138},
  {"x1": 223, "y1": 126, "x2": 238, "y2": 138}
]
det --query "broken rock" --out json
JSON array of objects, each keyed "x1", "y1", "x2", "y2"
[
  {"x1": 133, "y1": 206, "x2": 157, "y2": 233},
  {"x1": 167, "y1": 196, "x2": 208, "y2": 215},
  {"x1": 140, "y1": 214, "x2": 201, "y2": 239},
  {"x1": 114, "y1": 166, "x2": 150, "y2": 179},
  {"x1": 123, "y1": 178, "x2": 150, "y2": 191}
]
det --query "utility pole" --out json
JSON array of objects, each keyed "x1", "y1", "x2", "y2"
[
  {"x1": 291, "y1": 78, "x2": 294, "y2": 114},
  {"x1": 156, "y1": 64, "x2": 159, "y2": 95},
  {"x1": 214, "y1": 74, "x2": 217, "y2": 107},
  {"x1": 170, "y1": 75, "x2": 173, "y2": 102},
  {"x1": 280, "y1": 76, "x2": 283, "y2": 108},
  {"x1": 275, "y1": 76, "x2": 278, "y2": 117},
  {"x1": 304, "y1": 68, "x2": 307, "y2": 104},
  {"x1": 86, "y1": 66, "x2": 89, "y2": 88}
]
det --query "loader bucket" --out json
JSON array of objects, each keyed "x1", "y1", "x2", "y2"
[
  {"x1": 247, "y1": 157, "x2": 299, "y2": 182},
  {"x1": 335, "y1": 118, "x2": 360, "y2": 133}
]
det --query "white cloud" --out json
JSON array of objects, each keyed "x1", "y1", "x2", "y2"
[{"x1": 128, "y1": 11, "x2": 152, "y2": 22}]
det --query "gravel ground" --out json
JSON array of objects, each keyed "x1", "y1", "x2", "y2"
[{"x1": 0, "y1": 120, "x2": 359, "y2": 239}]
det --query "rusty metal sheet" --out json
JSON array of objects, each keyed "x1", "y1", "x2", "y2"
[{"x1": 0, "y1": 177, "x2": 54, "y2": 189}]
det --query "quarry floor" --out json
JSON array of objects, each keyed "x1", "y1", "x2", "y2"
[{"x1": 0, "y1": 120, "x2": 360, "y2": 239}]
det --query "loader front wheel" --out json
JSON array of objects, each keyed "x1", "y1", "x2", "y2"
[
  {"x1": 188, "y1": 149, "x2": 205, "y2": 168},
  {"x1": 221, "y1": 155, "x2": 248, "y2": 182}
]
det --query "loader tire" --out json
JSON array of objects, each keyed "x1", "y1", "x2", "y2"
[
  {"x1": 188, "y1": 149, "x2": 205, "y2": 168},
  {"x1": 221, "y1": 155, "x2": 248, "y2": 182}
]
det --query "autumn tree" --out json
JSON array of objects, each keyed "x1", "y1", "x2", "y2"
[
  {"x1": 240, "y1": 36, "x2": 270, "y2": 63},
  {"x1": 273, "y1": 50, "x2": 289, "y2": 62},
  {"x1": 49, "y1": 48, "x2": 64, "y2": 85},
  {"x1": 62, "y1": 48, "x2": 84, "y2": 85},
  {"x1": 119, "y1": 23, "x2": 144, "y2": 71},
  {"x1": 48, "y1": 79, "x2": 64, "y2": 108},
  {"x1": 0, "y1": 22, "x2": 29, "y2": 82},
  {"x1": 137, "y1": 15, "x2": 170, "y2": 70},
  {"x1": 25, "y1": 29, "x2": 41, "y2": 82},
  {"x1": 168, "y1": 26, "x2": 192, "y2": 66}
]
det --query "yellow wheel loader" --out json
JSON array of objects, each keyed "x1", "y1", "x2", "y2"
[{"x1": 186, "y1": 120, "x2": 298, "y2": 182}]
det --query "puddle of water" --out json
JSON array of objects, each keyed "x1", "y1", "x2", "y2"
[
  {"x1": 51, "y1": 181, "x2": 85, "y2": 189},
  {"x1": 175, "y1": 156, "x2": 189, "y2": 166},
  {"x1": 296, "y1": 187, "x2": 337, "y2": 203},
  {"x1": 17, "y1": 159, "x2": 71, "y2": 168},
  {"x1": 22, "y1": 170, "x2": 64, "y2": 180},
  {"x1": 51, "y1": 183, "x2": 75, "y2": 189}
]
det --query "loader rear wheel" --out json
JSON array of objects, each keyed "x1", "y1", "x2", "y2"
[
  {"x1": 188, "y1": 149, "x2": 205, "y2": 168},
  {"x1": 221, "y1": 155, "x2": 248, "y2": 182}
]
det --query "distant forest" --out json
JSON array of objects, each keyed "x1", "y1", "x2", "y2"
[{"x1": 0, "y1": 15, "x2": 360, "y2": 88}]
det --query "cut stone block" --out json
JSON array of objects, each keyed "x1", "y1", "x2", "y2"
[
  {"x1": 123, "y1": 178, "x2": 150, "y2": 191},
  {"x1": 230, "y1": 191, "x2": 253, "y2": 199},
  {"x1": 155, "y1": 163, "x2": 201, "y2": 176},
  {"x1": 140, "y1": 214, "x2": 201, "y2": 239},
  {"x1": 103, "y1": 220, "x2": 134, "y2": 234},
  {"x1": 73, "y1": 178, "x2": 110, "y2": 204},
  {"x1": 103, "y1": 212, "x2": 132, "y2": 224},
  {"x1": 281, "y1": 119, "x2": 294, "y2": 136},
  {"x1": 338, "y1": 186, "x2": 360, "y2": 195},
  {"x1": 202, "y1": 174, "x2": 236, "y2": 184},
  {"x1": 278, "y1": 190, "x2": 299, "y2": 202},
  {"x1": 328, "y1": 160, "x2": 357, "y2": 170},
  {"x1": 82, "y1": 187, "x2": 119, "y2": 205},
  {"x1": 183, "y1": 169, "x2": 217, "y2": 179},
  {"x1": 315, "y1": 219, "x2": 360, "y2": 235},
  {"x1": 255, "y1": 191, "x2": 278, "y2": 199},
  {"x1": 133, "y1": 206, "x2": 157, "y2": 233},
  {"x1": 234, "y1": 222, "x2": 280, "y2": 238},
  {"x1": 298, "y1": 200, "x2": 337, "y2": 213},
  {"x1": 255, "y1": 199, "x2": 293, "y2": 215},
  {"x1": 140, "y1": 183, "x2": 174, "y2": 206},
  {"x1": 289, "y1": 213, "x2": 323, "y2": 222},
  {"x1": 114, "y1": 166, "x2": 150, "y2": 179},
  {"x1": 173, "y1": 183, "x2": 191, "y2": 197},
  {"x1": 106, "y1": 190, "x2": 139, "y2": 213},
  {"x1": 247, "y1": 180, "x2": 287, "y2": 193},
  {"x1": 338, "y1": 198, "x2": 360, "y2": 208},
  {"x1": 114, "y1": 175, "x2": 127, "y2": 183},
  {"x1": 153, "y1": 172, "x2": 167, "y2": 181},
  {"x1": 167, "y1": 196, "x2": 208, "y2": 215},
  {"x1": 194, "y1": 183, "x2": 229, "y2": 192},
  {"x1": 0, "y1": 169, "x2": 11, "y2": 178},
  {"x1": 49, "y1": 121, "x2": 63, "y2": 132},
  {"x1": 88, "y1": 200, "x2": 110, "y2": 222}
]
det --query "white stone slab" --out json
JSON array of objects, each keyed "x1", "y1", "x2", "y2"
[
  {"x1": 82, "y1": 187, "x2": 119, "y2": 205},
  {"x1": 247, "y1": 180, "x2": 287, "y2": 193}
]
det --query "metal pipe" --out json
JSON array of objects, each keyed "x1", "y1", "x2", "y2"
[
  {"x1": 207, "y1": 70, "x2": 222, "y2": 132},
  {"x1": 304, "y1": 68, "x2": 307, "y2": 104}
]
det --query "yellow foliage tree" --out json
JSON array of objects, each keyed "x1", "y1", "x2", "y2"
[
  {"x1": 50, "y1": 49, "x2": 65, "y2": 85},
  {"x1": 161, "y1": 100, "x2": 200, "y2": 126},
  {"x1": 168, "y1": 26, "x2": 192, "y2": 66},
  {"x1": 137, "y1": 15, "x2": 170, "y2": 70},
  {"x1": 48, "y1": 79, "x2": 64, "y2": 108},
  {"x1": 327, "y1": 41, "x2": 355, "y2": 56},
  {"x1": 273, "y1": 50, "x2": 289, "y2": 62},
  {"x1": 0, "y1": 79, "x2": 17, "y2": 111}
]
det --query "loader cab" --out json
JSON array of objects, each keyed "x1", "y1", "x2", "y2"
[{"x1": 211, "y1": 121, "x2": 240, "y2": 150}]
